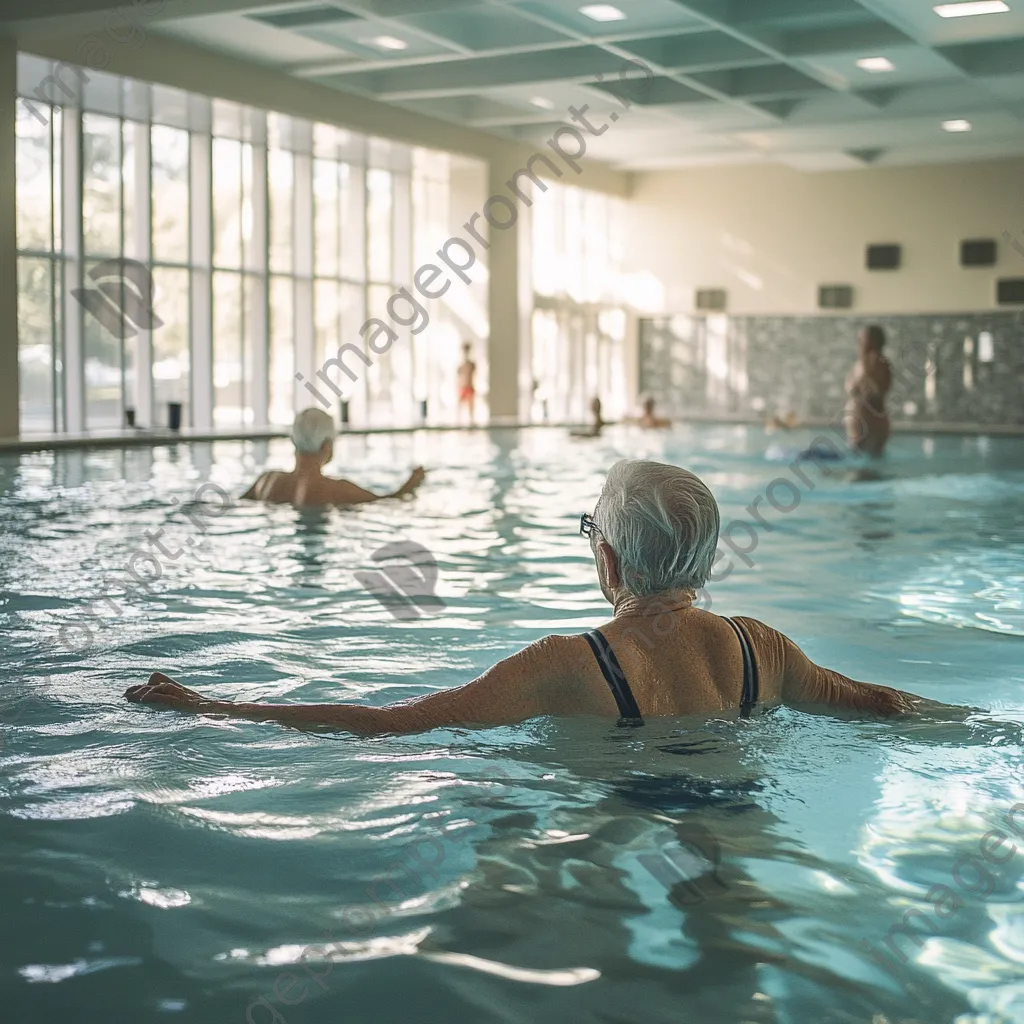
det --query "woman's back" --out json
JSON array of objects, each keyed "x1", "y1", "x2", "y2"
[
  {"x1": 553, "y1": 607, "x2": 908, "y2": 722},
  {"x1": 565, "y1": 607, "x2": 766, "y2": 718}
]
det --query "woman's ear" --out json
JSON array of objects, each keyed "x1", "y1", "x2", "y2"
[
  {"x1": 596, "y1": 540, "x2": 621, "y2": 591},
  {"x1": 320, "y1": 439, "x2": 333, "y2": 464}
]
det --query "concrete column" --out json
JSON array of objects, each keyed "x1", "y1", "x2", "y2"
[
  {"x1": 0, "y1": 37, "x2": 17, "y2": 439},
  {"x1": 484, "y1": 161, "x2": 532, "y2": 424}
]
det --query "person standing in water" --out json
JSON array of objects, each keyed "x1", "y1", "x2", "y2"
[
  {"x1": 456, "y1": 342, "x2": 477, "y2": 424},
  {"x1": 571, "y1": 397, "x2": 605, "y2": 439},
  {"x1": 628, "y1": 396, "x2": 671, "y2": 430},
  {"x1": 845, "y1": 325, "x2": 892, "y2": 456},
  {"x1": 240, "y1": 408, "x2": 425, "y2": 506}
]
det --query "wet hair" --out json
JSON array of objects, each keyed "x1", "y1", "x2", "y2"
[
  {"x1": 291, "y1": 407, "x2": 335, "y2": 454},
  {"x1": 864, "y1": 325, "x2": 886, "y2": 350},
  {"x1": 595, "y1": 460, "x2": 721, "y2": 597}
]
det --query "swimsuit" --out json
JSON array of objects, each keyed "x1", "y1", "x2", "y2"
[{"x1": 582, "y1": 617, "x2": 760, "y2": 726}]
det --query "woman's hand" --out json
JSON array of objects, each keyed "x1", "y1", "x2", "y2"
[{"x1": 124, "y1": 672, "x2": 210, "y2": 711}]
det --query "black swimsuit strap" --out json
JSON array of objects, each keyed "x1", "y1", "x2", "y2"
[
  {"x1": 723, "y1": 616, "x2": 760, "y2": 718},
  {"x1": 583, "y1": 630, "x2": 644, "y2": 726}
]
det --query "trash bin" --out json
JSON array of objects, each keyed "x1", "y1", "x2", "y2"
[{"x1": 167, "y1": 402, "x2": 183, "y2": 431}]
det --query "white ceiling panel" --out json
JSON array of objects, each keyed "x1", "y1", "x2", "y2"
[{"x1": 137, "y1": 0, "x2": 1024, "y2": 170}]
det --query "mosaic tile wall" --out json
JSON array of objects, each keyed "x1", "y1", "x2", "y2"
[{"x1": 639, "y1": 312, "x2": 1024, "y2": 427}]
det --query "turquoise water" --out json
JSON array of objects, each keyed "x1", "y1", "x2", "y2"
[{"x1": 1, "y1": 425, "x2": 1023, "y2": 1024}]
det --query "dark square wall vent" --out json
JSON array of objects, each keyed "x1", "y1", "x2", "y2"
[
  {"x1": 996, "y1": 278, "x2": 1024, "y2": 304},
  {"x1": 696, "y1": 288, "x2": 727, "y2": 311},
  {"x1": 250, "y1": 6, "x2": 359, "y2": 29},
  {"x1": 819, "y1": 284, "x2": 853, "y2": 309},
  {"x1": 866, "y1": 244, "x2": 901, "y2": 270},
  {"x1": 961, "y1": 239, "x2": 997, "y2": 267}
]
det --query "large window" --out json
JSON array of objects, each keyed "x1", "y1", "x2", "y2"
[
  {"x1": 15, "y1": 102, "x2": 62, "y2": 434},
  {"x1": 531, "y1": 183, "x2": 628, "y2": 422},
  {"x1": 14, "y1": 54, "x2": 466, "y2": 436}
]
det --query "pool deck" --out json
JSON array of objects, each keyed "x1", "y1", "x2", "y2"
[{"x1": 1, "y1": 416, "x2": 1022, "y2": 454}]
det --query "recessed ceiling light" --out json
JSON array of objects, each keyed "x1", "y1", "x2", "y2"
[
  {"x1": 856, "y1": 57, "x2": 895, "y2": 72},
  {"x1": 370, "y1": 35, "x2": 408, "y2": 50},
  {"x1": 934, "y1": 1, "x2": 1009, "y2": 17},
  {"x1": 530, "y1": 96, "x2": 555, "y2": 109},
  {"x1": 579, "y1": 4, "x2": 627, "y2": 22},
  {"x1": 942, "y1": 118, "x2": 973, "y2": 131}
]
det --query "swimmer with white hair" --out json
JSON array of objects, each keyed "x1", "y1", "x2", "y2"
[
  {"x1": 131, "y1": 459, "x2": 921, "y2": 732},
  {"x1": 240, "y1": 407, "x2": 425, "y2": 506}
]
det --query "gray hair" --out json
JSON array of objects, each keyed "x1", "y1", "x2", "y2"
[
  {"x1": 291, "y1": 407, "x2": 335, "y2": 454},
  {"x1": 594, "y1": 459, "x2": 720, "y2": 596}
]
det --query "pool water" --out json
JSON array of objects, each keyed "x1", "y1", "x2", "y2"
[{"x1": 1, "y1": 425, "x2": 1023, "y2": 1024}]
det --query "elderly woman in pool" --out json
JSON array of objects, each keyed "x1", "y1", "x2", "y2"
[{"x1": 126, "y1": 460, "x2": 918, "y2": 732}]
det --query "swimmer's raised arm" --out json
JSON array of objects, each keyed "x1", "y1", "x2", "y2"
[
  {"x1": 327, "y1": 467, "x2": 426, "y2": 504},
  {"x1": 125, "y1": 638, "x2": 579, "y2": 735}
]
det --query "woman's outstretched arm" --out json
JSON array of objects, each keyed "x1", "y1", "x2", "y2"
[{"x1": 125, "y1": 637, "x2": 579, "y2": 735}]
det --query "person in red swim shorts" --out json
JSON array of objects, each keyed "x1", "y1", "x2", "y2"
[{"x1": 456, "y1": 341, "x2": 477, "y2": 424}]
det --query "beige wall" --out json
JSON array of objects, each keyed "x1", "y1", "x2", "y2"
[{"x1": 623, "y1": 159, "x2": 1024, "y2": 317}]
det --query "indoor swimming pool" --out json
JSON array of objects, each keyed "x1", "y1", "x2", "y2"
[{"x1": 1, "y1": 424, "x2": 1022, "y2": 1024}]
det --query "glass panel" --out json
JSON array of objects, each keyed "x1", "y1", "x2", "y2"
[
  {"x1": 17, "y1": 257, "x2": 55, "y2": 433},
  {"x1": 213, "y1": 270, "x2": 243, "y2": 426},
  {"x1": 151, "y1": 125, "x2": 189, "y2": 264},
  {"x1": 365, "y1": 283, "x2": 393, "y2": 425},
  {"x1": 213, "y1": 137, "x2": 242, "y2": 268},
  {"x1": 83, "y1": 259, "x2": 125, "y2": 430},
  {"x1": 340, "y1": 282, "x2": 366, "y2": 419},
  {"x1": 340, "y1": 163, "x2": 364, "y2": 281},
  {"x1": 15, "y1": 105, "x2": 52, "y2": 252},
  {"x1": 412, "y1": 157, "x2": 448, "y2": 268},
  {"x1": 313, "y1": 122, "x2": 339, "y2": 159},
  {"x1": 313, "y1": 158, "x2": 339, "y2": 279},
  {"x1": 152, "y1": 266, "x2": 190, "y2": 428},
  {"x1": 269, "y1": 276, "x2": 294, "y2": 425},
  {"x1": 241, "y1": 142, "x2": 257, "y2": 271},
  {"x1": 212, "y1": 98, "x2": 242, "y2": 139},
  {"x1": 583, "y1": 193, "x2": 608, "y2": 303},
  {"x1": 152, "y1": 84, "x2": 191, "y2": 129},
  {"x1": 122, "y1": 121, "x2": 138, "y2": 261},
  {"x1": 242, "y1": 274, "x2": 256, "y2": 425},
  {"x1": 564, "y1": 187, "x2": 584, "y2": 303},
  {"x1": 532, "y1": 188, "x2": 557, "y2": 298},
  {"x1": 124, "y1": 328, "x2": 138, "y2": 425},
  {"x1": 268, "y1": 148, "x2": 293, "y2": 274},
  {"x1": 366, "y1": 169, "x2": 392, "y2": 283},
  {"x1": 315, "y1": 278, "x2": 339, "y2": 400},
  {"x1": 82, "y1": 113, "x2": 122, "y2": 257}
]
